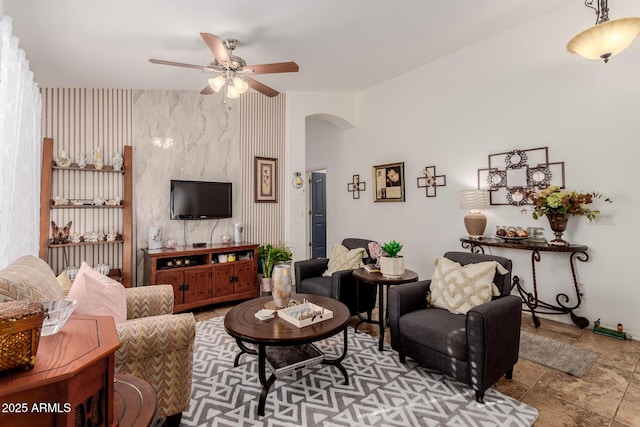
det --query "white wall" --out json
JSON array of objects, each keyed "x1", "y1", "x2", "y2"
[{"x1": 297, "y1": 3, "x2": 640, "y2": 336}]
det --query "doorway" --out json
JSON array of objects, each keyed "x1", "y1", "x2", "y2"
[{"x1": 309, "y1": 170, "x2": 327, "y2": 258}]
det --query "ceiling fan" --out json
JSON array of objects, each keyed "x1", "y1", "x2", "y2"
[{"x1": 149, "y1": 33, "x2": 299, "y2": 98}]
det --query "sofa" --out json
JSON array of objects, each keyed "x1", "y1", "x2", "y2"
[{"x1": 0, "y1": 255, "x2": 195, "y2": 426}]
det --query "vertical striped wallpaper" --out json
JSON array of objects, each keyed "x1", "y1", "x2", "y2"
[
  {"x1": 41, "y1": 88, "x2": 133, "y2": 276},
  {"x1": 239, "y1": 92, "x2": 286, "y2": 246}
]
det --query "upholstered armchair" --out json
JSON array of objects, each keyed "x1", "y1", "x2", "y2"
[
  {"x1": 294, "y1": 238, "x2": 377, "y2": 317},
  {"x1": 115, "y1": 285, "x2": 195, "y2": 426},
  {"x1": 0, "y1": 255, "x2": 195, "y2": 427},
  {"x1": 388, "y1": 251, "x2": 521, "y2": 403}
]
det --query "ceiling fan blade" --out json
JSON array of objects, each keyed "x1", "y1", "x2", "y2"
[
  {"x1": 149, "y1": 59, "x2": 205, "y2": 70},
  {"x1": 200, "y1": 33, "x2": 230, "y2": 64},
  {"x1": 200, "y1": 84, "x2": 215, "y2": 95},
  {"x1": 245, "y1": 62, "x2": 299, "y2": 75},
  {"x1": 246, "y1": 77, "x2": 280, "y2": 97}
]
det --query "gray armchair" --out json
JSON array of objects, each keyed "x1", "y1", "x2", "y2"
[
  {"x1": 294, "y1": 238, "x2": 377, "y2": 317},
  {"x1": 388, "y1": 251, "x2": 521, "y2": 403}
]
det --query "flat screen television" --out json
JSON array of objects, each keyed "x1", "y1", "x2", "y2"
[{"x1": 170, "y1": 180, "x2": 232, "y2": 220}]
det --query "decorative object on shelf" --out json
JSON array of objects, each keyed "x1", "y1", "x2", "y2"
[
  {"x1": 51, "y1": 220, "x2": 72, "y2": 244},
  {"x1": 221, "y1": 235, "x2": 231, "y2": 244},
  {"x1": 112, "y1": 151, "x2": 124, "y2": 171},
  {"x1": 292, "y1": 172, "x2": 304, "y2": 189},
  {"x1": 105, "y1": 196, "x2": 122, "y2": 206},
  {"x1": 106, "y1": 230, "x2": 118, "y2": 242},
  {"x1": 372, "y1": 161, "x2": 405, "y2": 203},
  {"x1": 254, "y1": 157, "x2": 277, "y2": 203},
  {"x1": 92, "y1": 197, "x2": 106, "y2": 206},
  {"x1": 77, "y1": 153, "x2": 87, "y2": 168},
  {"x1": 93, "y1": 147, "x2": 104, "y2": 170},
  {"x1": 233, "y1": 223, "x2": 244, "y2": 243},
  {"x1": 55, "y1": 150, "x2": 71, "y2": 167},
  {"x1": 84, "y1": 231, "x2": 105, "y2": 242},
  {"x1": 529, "y1": 185, "x2": 612, "y2": 245},
  {"x1": 567, "y1": 0, "x2": 640, "y2": 63},
  {"x1": 52, "y1": 195, "x2": 69, "y2": 206},
  {"x1": 148, "y1": 226, "x2": 163, "y2": 250},
  {"x1": 271, "y1": 264, "x2": 293, "y2": 309},
  {"x1": 164, "y1": 237, "x2": 178, "y2": 248},
  {"x1": 69, "y1": 232, "x2": 81, "y2": 244},
  {"x1": 379, "y1": 240, "x2": 405, "y2": 278},
  {"x1": 477, "y1": 147, "x2": 565, "y2": 206},
  {"x1": 94, "y1": 263, "x2": 110, "y2": 276},
  {"x1": 416, "y1": 165, "x2": 446, "y2": 197},
  {"x1": 347, "y1": 174, "x2": 366, "y2": 199},
  {"x1": 460, "y1": 190, "x2": 489, "y2": 239},
  {"x1": 63, "y1": 265, "x2": 79, "y2": 280},
  {"x1": 367, "y1": 241, "x2": 383, "y2": 266}
]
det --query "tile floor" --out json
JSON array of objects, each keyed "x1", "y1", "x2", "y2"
[{"x1": 192, "y1": 303, "x2": 640, "y2": 427}]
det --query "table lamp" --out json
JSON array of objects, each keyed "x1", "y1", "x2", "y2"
[{"x1": 460, "y1": 190, "x2": 490, "y2": 239}]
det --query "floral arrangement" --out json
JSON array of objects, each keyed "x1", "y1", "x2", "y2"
[{"x1": 529, "y1": 186, "x2": 612, "y2": 221}]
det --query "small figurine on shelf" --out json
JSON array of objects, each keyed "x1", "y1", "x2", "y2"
[
  {"x1": 617, "y1": 323, "x2": 624, "y2": 333},
  {"x1": 51, "y1": 220, "x2": 72, "y2": 244},
  {"x1": 77, "y1": 153, "x2": 87, "y2": 168},
  {"x1": 113, "y1": 151, "x2": 123, "y2": 171},
  {"x1": 93, "y1": 147, "x2": 104, "y2": 170},
  {"x1": 55, "y1": 150, "x2": 71, "y2": 167}
]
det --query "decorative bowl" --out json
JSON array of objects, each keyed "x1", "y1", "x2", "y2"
[{"x1": 41, "y1": 298, "x2": 78, "y2": 336}]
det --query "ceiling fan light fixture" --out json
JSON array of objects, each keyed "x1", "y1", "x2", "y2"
[
  {"x1": 208, "y1": 75, "x2": 225, "y2": 92},
  {"x1": 567, "y1": 0, "x2": 640, "y2": 63},
  {"x1": 226, "y1": 84, "x2": 240, "y2": 98},
  {"x1": 233, "y1": 77, "x2": 249, "y2": 94}
]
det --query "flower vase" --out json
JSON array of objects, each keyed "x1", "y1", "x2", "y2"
[
  {"x1": 271, "y1": 264, "x2": 292, "y2": 308},
  {"x1": 546, "y1": 213, "x2": 569, "y2": 246}
]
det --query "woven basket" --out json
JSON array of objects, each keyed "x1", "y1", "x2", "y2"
[{"x1": 0, "y1": 301, "x2": 45, "y2": 372}]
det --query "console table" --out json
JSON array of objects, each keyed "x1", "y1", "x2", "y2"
[{"x1": 460, "y1": 237, "x2": 589, "y2": 329}]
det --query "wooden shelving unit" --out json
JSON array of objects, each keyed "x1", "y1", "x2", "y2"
[{"x1": 39, "y1": 138, "x2": 133, "y2": 287}]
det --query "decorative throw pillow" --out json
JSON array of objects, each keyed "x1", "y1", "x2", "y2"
[
  {"x1": 323, "y1": 244, "x2": 367, "y2": 276},
  {"x1": 56, "y1": 272, "x2": 72, "y2": 296},
  {"x1": 428, "y1": 256, "x2": 508, "y2": 315},
  {"x1": 68, "y1": 262, "x2": 127, "y2": 323}
]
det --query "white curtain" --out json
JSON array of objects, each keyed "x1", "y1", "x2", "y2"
[{"x1": 0, "y1": 1, "x2": 42, "y2": 268}]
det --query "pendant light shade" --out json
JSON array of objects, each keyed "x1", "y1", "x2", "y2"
[
  {"x1": 567, "y1": 17, "x2": 640, "y2": 62},
  {"x1": 567, "y1": 0, "x2": 640, "y2": 63}
]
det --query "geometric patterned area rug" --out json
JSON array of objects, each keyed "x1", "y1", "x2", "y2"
[{"x1": 180, "y1": 317, "x2": 538, "y2": 426}]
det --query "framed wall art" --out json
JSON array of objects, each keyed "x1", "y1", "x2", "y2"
[
  {"x1": 254, "y1": 156, "x2": 277, "y2": 203},
  {"x1": 372, "y1": 161, "x2": 405, "y2": 202},
  {"x1": 347, "y1": 174, "x2": 366, "y2": 199},
  {"x1": 417, "y1": 165, "x2": 446, "y2": 197}
]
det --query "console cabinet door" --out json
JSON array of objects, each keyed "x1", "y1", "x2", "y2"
[
  {"x1": 156, "y1": 270, "x2": 184, "y2": 306},
  {"x1": 211, "y1": 264, "x2": 233, "y2": 297},
  {"x1": 234, "y1": 260, "x2": 256, "y2": 294},
  {"x1": 184, "y1": 267, "x2": 211, "y2": 303}
]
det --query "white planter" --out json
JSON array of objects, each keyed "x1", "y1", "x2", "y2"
[{"x1": 380, "y1": 256, "x2": 405, "y2": 278}]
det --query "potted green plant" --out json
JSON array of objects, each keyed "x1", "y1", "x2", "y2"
[
  {"x1": 258, "y1": 243, "x2": 293, "y2": 292},
  {"x1": 379, "y1": 240, "x2": 404, "y2": 278}
]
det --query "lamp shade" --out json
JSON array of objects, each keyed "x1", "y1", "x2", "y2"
[
  {"x1": 567, "y1": 17, "x2": 640, "y2": 62},
  {"x1": 460, "y1": 190, "x2": 489, "y2": 239}
]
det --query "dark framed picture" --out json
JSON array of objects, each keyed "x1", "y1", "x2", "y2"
[
  {"x1": 372, "y1": 161, "x2": 405, "y2": 202},
  {"x1": 254, "y1": 157, "x2": 277, "y2": 203}
]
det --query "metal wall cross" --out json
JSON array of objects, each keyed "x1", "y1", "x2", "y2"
[
  {"x1": 417, "y1": 165, "x2": 446, "y2": 197},
  {"x1": 347, "y1": 174, "x2": 366, "y2": 199}
]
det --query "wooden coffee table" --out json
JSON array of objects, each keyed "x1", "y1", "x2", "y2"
[{"x1": 224, "y1": 294, "x2": 351, "y2": 416}]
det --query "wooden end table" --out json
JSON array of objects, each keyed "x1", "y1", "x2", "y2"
[
  {"x1": 114, "y1": 373, "x2": 157, "y2": 427},
  {"x1": 353, "y1": 268, "x2": 419, "y2": 350},
  {"x1": 224, "y1": 294, "x2": 350, "y2": 417}
]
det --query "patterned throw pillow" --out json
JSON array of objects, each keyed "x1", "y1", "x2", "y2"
[
  {"x1": 429, "y1": 257, "x2": 508, "y2": 315},
  {"x1": 323, "y1": 244, "x2": 367, "y2": 276}
]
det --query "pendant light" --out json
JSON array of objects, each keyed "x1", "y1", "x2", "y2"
[{"x1": 567, "y1": 0, "x2": 640, "y2": 63}]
